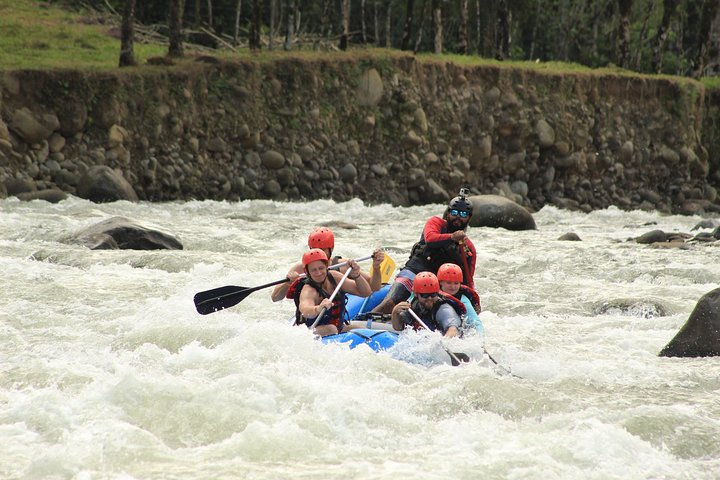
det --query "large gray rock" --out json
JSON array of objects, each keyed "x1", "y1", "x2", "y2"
[
  {"x1": 467, "y1": 194, "x2": 537, "y2": 230},
  {"x1": 66, "y1": 216, "x2": 183, "y2": 250},
  {"x1": 659, "y1": 288, "x2": 720, "y2": 357},
  {"x1": 77, "y1": 165, "x2": 139, "y2": 203}
]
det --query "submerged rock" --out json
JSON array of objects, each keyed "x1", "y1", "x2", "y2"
[{"x1": 65, "y1": 216, "x2": 183, "y2": 250}]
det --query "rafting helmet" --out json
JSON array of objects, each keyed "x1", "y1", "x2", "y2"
[
  {"x1": 308, "y1": 227, "x2": 334, "y2": 250},
  {"x1": 413, "y1": 272, "x2": 440, "y2": 294},
  {"x1": 447, "y1": 187, "x2": 473, "y2": 214},
  {"x1": 302, "y1": 248, "x2": 329, "y2": 267},
  {"x1": 437, "y1": 263, "x2": 463, "y2": 283}
]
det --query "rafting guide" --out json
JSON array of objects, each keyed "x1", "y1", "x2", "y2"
[{"x1": 373, "y1": 187, "x2": 478, "y2": 314}]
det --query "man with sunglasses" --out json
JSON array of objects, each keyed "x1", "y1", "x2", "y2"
[
  {"x1": 372, "y1": 187, "x2": 477, "y2": 314},
  {"x1": 390, "y1": 272, "x2": 462, "y2": 338}
]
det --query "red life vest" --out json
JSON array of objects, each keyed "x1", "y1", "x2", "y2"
[
  {"x1": 289, "y1": 273, "x2": 346, "y2": 328},
  {"x1": 457, "y1": 285, "x2": 481, "y2": 314}
]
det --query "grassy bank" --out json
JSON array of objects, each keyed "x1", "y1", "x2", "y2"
[
  {"x1": 0, "y1": 0, "x2": 164, "y2": 69},
  {"x1": 1, "y1": 0, "x2": 717, "y2": 99}
]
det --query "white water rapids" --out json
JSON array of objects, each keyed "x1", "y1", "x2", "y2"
[{"x1": 1, "y1": 196, "x2": 719, "y2": 479}]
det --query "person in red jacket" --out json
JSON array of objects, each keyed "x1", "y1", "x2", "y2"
[{"x1": 373, "y1": 188, "x2": 477, "y2": 314}]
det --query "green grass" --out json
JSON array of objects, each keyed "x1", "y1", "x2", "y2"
[{"x1": 0, "y1": 0, "x2": 164, "y2": 70}]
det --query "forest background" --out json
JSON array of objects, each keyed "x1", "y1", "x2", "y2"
[{"x1": 65, "y1": 0, "x2": 720, "y2": 81}]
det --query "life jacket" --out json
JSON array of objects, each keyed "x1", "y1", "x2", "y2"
[
  {"x1": 407, "y1": 231, "x2": 469, "y2": 277},
  {"x1": 290, "y1": 273, "x2": 347, "y2": 328},
  {"x1": 408, "y1": 291, "x2": 466, "y2": 332},
  {"x1": 457, "y1": 285, "x2": 481, "y2": 314}
]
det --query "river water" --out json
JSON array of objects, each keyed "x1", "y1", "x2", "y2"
[{"x1": 1, "y1": 196, "x2": 719, "y2": 479}]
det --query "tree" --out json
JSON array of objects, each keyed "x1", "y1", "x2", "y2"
[
  {"x1": 340, "y1": 0, "x2": 350, "y2": 50},
  {"x1": 285, "y1": 0, "x2": 296, "y2": 50},
  {"x1": 616, "y1": 0, "x2": 633, "y2": 68},
  {"x1": 458, "y1": 0, "x2": 468, "y2": 54},
  {"x1": 401, "y1": 0, "x2": 415, "y2": 50},
  {"x1": 250, "y1": 0, "x2": 261, "y2": 50},
  {"x1": 168, "y1": 0, "x2": 185, "y2": 57},
  {"x1": 432, "y1": 0, "x2": 442, "y2": 54},
  {"x1": 119, "y1": 0, "x2": 137, "y2": 67},
  {"x1": 693, "y1": 0, "x2": 720, "y2": 77},
  {"x1": 651, "y1": 0, "x2": 679, "y2": 73},
  {"x1": 495, "y1": 0, "x2": 509, "y2": 60}
]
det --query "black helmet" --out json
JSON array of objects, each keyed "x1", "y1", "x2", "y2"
[{"x1": 448, "y1": 188, "x2": 473, "y2": 213}]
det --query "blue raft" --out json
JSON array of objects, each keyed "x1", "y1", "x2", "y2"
[
  {"x1": 320, "y1": 284, "x2": 398, "y2": 351},
  {"x1": 320, "y1": 328, "x2": 399, "y2": 351}
]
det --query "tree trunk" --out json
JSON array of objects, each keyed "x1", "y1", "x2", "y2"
[
  {"x1": 432, "y1": 0, "x2": 442, "y2": 54},
  {"x1": 633, "y1": 5, "x2": 653, "y2": 70},
  {"x1": 168, "y1": 0, "x2": 184, "y2": 57},
  {"x1": 458, "y1": 0, "x2": 468, "y2": 54},
  {"x1": 495, "y1": 0, "x2": 509, "y2": 60},
  {"x1": 340, "y1": 0, "x2": 350, "y2": 50},
  {"x1": 206, "y1": 0, "x2": 213, "y2": 28},
  {"x1": 284, "y1": 0, "x2": 295, "y2": 50},
  {"x1": 194, "y1": 0, "x2": 200, "y2": 27},
  {"x1": 414, "y1": 0, "x2": 429, "y2": 53},
  {"x1": 693, "y1": 0, "x2": 720, "y2": 78},
  {"x1": 321, "y1": 0, "x2": 331, "y2": 38},
  {"x1": 401, "y1": 0, "x2": 415, "y2": 50},
  {"x1": 239, "y1": 0, "x2": 248, "y2": 45},
  {"x1": 386, "y1": 0, "x2": 392, "y2": 47},
  {"x1": 361, "y1": 0, "x2": 367, "y2": 44},
  {"x1": 250, "y1": 0, "x2": 261, "y2": 50},
  {"x1": 119, "y1": 0, "x2": 137, "y2": 67},
  {"x1": 651, "y1": 0, "x2": 679, "y2": 73},
  {"x1": 617, "y1": 0, "x2": 632, "y2": 68},
  {"x1": 374, "y1": 0, "x2": 379, "y2": 45},
  {"x1": 475, "y1": 0, "x2": 480, "y2": 54},
  {"x1": 268, "y1": 0, "x2": 275, "y2": 49}
]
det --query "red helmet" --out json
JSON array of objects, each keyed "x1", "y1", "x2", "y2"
[
  {"x1": 437, "y1": 263, "x2": 463, "y2": 283},
  {"x1": 302, "y1": 248, "x2": 329, "y2": 267},
  {"x1": 308, "y1": 227, "x2": 334, "y2": 250},
  {"x1": 413, "y1": 272, "x2": 440, "y2": 294}
]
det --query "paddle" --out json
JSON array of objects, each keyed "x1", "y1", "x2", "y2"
[
  {"x1": 371, "y1": 252, "x2": 396, "y2": 284},
  {"x1": 310, "y1": 267, "x2": 354, "y2": 329},
  {"x1": 194, "y1": 254, "x2": 372, "y2": 315},
  {"x1": 407, "y1": 308, "x2": 470, "y2": 366}
]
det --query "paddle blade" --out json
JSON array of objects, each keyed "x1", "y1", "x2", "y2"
[
  {"x1": 193, "y1": 285, "x2": 253, "y2": 315},
  {"x1": 450, "y1": 352, "x2": 471, "y2": 366},
  {"x1": 370, "y1": 253, "x2": 396, "y2": 283}
]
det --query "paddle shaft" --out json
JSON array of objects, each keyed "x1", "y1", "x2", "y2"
[
  {"x1": 309, "y1": 267, "x2": 354, "y2": 329},
  {"x1": 194, "y1": 254, "x2": 373, "y2": 314},
  {"x1": 407, "y1": 308, "x2": 466, "y2": 366}
]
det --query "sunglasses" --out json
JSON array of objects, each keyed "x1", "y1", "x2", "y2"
[
  {"x1": 450, "y1": 209, "x2": 470, "y2": 218},
  {"x1": 417, "y1": 293, "x2": 436, "y2": 299}
]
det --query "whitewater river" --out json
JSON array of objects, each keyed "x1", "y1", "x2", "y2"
[{"x1": 1, "y1": 196, "x2": 719, "y2": 479}]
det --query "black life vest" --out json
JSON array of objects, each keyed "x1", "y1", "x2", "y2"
[
  {"x1": 290, "y1": 273, "x2": 347, "y2": 328},
  {"x1": 407, "y1": 292, "x2": 466, "y2": 332},
  {"x1": 407, "y1": 231, "x2": 467, "y2": 275}
]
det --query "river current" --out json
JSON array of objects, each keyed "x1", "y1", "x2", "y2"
[{"x1": 1, "y1": 196, "x2": 719, "y2": 479}]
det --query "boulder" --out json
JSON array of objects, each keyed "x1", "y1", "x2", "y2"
[
  {"x1": 16, "y1": 188, "x2": 68, "y2": 203},
  {"x1": 66, "y1": 216, "x2": 183, "y2": 250},
  {"x1": 659, "y1": 288, "x2": 720, "y2": 357},
  {"x1": 467, "y1": 194, "x2": 537, "y2": 230},
  {"x1": 76, "y1": 165, "x2": 139, "y2": 203}
]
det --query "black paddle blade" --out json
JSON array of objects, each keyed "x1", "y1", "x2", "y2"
[
  {"x1": 449, "y1": 352, "x2": 471, "y2": 366},
  {"x1": 193, "y1": 285, "x2": 252, "y2": 315}
]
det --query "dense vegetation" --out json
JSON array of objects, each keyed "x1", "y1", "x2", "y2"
[{"x1": 58, "y1": 0, "x2": 720, "y2": 78}]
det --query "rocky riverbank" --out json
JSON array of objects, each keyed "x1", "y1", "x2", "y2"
[{"x1": 1, "y1": 54, "x2": 718, "y2": 215}]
